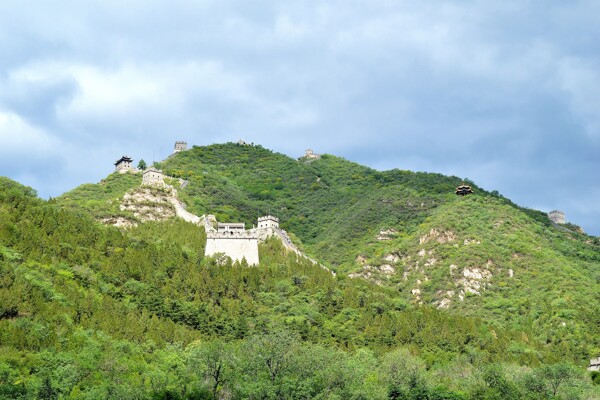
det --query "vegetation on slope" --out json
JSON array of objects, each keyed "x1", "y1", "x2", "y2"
[
  {"x1": 2, "y1": 177, "x2": 599, "y2": 398},
  {"x1": 57, "y1": 172, "x2": 142, "y2": 221}
]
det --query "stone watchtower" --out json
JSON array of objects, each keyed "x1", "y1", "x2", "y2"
[
  {"x1": 258, "y1": 215, "x2": 279, "y2": 229},
  {"x1": 303, "y1": 149, "x2": 320, "y2": 159},
  {"x1": 548, "y1": 210, "x2": 565, "y2": 224},
  {"x1": 114, "y1": 156, "x2": 133, "y2": 173},
  {"x1": 142, "y1": 167, "x2": 165, "y2": 187},
  {"x1": 173, "y1": 141, "x2": 188, "y2": 154}
]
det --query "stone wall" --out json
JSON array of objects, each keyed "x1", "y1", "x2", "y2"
[
  {"x1": 142, "y1": 168, "x2": 165, "y2": 186},
  {"x1": 205, "y1": 231, "x2": 259, "y2": 265},
  {"x1": 173, "y1": 141, "x2": 188, "y2": 153}
]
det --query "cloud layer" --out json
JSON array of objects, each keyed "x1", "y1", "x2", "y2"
[{"x1": 1, "y1": 1, "x2": 599, "y2": 234}]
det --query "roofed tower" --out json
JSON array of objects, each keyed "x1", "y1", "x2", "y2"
[
  {"x1": 455, "y1": 183, "x2": 473, "y2": 196},
  {"x1": 114, "y1": 156, "x2": 133, "y2": 173}
]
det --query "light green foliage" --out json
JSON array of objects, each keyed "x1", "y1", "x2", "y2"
[
  {"x1": 2, "y1": 139, "x2": 600, "y2": 399},
  {"x1": 55, "y1": 172, "x2": 141, "y2": 221}
]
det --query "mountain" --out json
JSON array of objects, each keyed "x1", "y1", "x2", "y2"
[
  {"x1": 1, "y1": 142, "x2": 599, "y2": 399},
  {"x1": 57, "y1": 142, "x2": 600, "y2": 355}
]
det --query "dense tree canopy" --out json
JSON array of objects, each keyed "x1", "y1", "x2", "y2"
[{"x1": 2, "y1": 141, "x2": 599, "y2": 399}]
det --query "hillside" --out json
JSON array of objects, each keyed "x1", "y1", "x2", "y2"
[
  {"x1": 7, "y1": 177, "x2": 600, "y2": 398},
  {"x1": 56, "y1": 143, "x2": 600, "y2": 351},
  {"x1": 5, "y1": 142, "x2": 593, "y2": 398}
]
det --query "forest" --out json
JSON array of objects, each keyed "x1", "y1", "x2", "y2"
[{"x1": 2, "y1": 142, "x2": 600, "y2": 399}]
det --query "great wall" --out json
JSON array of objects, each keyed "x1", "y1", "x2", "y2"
[
  {"x1": 111, "y1": 141, "x2": 568, "y2": 272},
  {"x1": 110, "y1": 141, "x2": 323, "y2": 268}
]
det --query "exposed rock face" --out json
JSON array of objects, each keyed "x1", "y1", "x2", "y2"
[
  {"x1": 457, "y1": 262, "x2": 494, "y2": 300},
  {"x1": 120, "y1": 187, "x2": 176, "y2": 222},
  {"x1": 100, "y1": 216, "x2": 137, "y2": 229},
  {"x1": 348, "y1": 262, "x2": 396, "y2": 285},
  {"x1": 377, "y1": 228, "x2": 397, "y2": 241},
  {"x1": 419, "y1": 228, "x2": 456, "y2": 244},
  {"x1": 383, "y1": 253, "x2": 400, "y2": 263},
  {"x1": 379, "y1": 264, "x2": 396, "y2": 275}
]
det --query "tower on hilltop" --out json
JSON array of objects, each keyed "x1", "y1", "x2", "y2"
[
  {"x1": 173, "y1": 141, "x2": 188, "y2": 153},
  {"x1": 303, "y1": 149, "x2": 320, "y2": 159},
  {"x1": 142, "y1": 167, "x2": 165, "y2": 187},
  {"x1": 114, "y1": 156, "x2": 134, "y2": 173},
  {"x1": 258, "y1": 215, "x2": 279, "y2": 229},
  {"x1": 205, "y1": 221, "x2": 259, "y2": 265},
  {"x1": 455, "y1": 183, "x2": 473, "y2": 196}
]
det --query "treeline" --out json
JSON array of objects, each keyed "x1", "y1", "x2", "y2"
[{"x1": 1, "y1": 332, "x2": 596, "y2": 399}]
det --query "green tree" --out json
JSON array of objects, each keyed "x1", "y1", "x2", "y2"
[
  {"x1": 187, "y1": 339, "x2": 235, "y2": 400},
  {"x1": 538, "y1": 363, "x2": 579, "y2": 397},
  {"x1": 137, "y1": 159, "x2": 147, "y2": 170}
]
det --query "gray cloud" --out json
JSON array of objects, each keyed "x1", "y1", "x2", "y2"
[{"x1": 0, "y1": 1, "x2": 599, "y2": 234}]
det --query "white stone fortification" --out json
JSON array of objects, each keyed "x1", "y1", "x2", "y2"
[
  {"x1": 142, "y1": 168, "x2": 165, "y2": 186},
  {"x1": 205, "y1": 231, "x2": 259, "y2": 265}
]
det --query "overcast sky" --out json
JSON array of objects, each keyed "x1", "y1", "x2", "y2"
[{"x1": 1, "y1": 1, "x2": 599, "y2": 235}]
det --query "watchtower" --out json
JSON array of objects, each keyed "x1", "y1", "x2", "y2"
[
  {"x1": 217, "y1": 223, "x2": 246, "y2": 233},
  {"x1": 173, "y1": 141, "x2": 188, "y2": 153},
  {"x1": 258, "y1": 215, "x2": 279, "y2": 229},
  {"x1": 548, "y1": 210, "x2": 565, "y2": 225},
  {"x1": 114, "y1": 156, "x2": 133, "y2": 173},
  {"x1": 303, "y1": 149, "x2": 320, "y2": 159},
  {"x1": 455, "y1": 184, "x2": 473, "y2": 196},
  {"x1": 142, "y1": 167, "x2": 165, "y2": 187}
]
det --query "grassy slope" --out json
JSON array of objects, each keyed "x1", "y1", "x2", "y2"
[
  {"x1": 53, "y1": 143, "x2": 600, "y2": 361},
  {"x1": 56, "y1": 171, "x2": 142, "y2": 220},
  {"x1": 0, "y1": 177, "x2": 542, "y2": 362},
  {"x1": 159, "y1": 143, "x2": 470, "y2": 269},
  {"x1": 2, "y1": 177, "x2": 600, "y2": 398},
  {"x1": 374, "y1": 195, "x2": 600, "y2": 361}
]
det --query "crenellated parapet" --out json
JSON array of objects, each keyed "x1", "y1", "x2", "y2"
[{"x1": 206, "y1": 230, "x2": 259, "y2": 240}]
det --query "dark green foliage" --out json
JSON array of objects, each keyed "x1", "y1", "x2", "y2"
[
  {"x1": 1, "y1": 141, "x2": 599, "y2": 398},
  {"x1": 591, "y1": 371, "x2": 600, "y2": 385}
]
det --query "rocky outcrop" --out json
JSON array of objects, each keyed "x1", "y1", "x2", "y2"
[
  {"x1": 419, "y1": 228, "x2": 456, "y2": 244},
  {"x1": 377, "y1": 228, "x2": 397, "y2": 241},
  {"x1": 119, "y1": 187, "x2": 176, "y2": 223}
]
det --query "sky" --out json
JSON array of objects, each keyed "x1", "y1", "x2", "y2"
[{"x1": 0, "y1": 1, "x2": 599, "y2": 235}]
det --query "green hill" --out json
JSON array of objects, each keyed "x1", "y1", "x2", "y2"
[
  {"x1": 56, "y1": 143, "x2": 600, "y2": 353},
  {"x1": 1, "y1": 142, "x2": 597, "y2": 399}
]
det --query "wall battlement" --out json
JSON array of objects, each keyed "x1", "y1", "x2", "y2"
[{"x1": 207, "y1": 230, "x2": 259, "y2": 240}]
